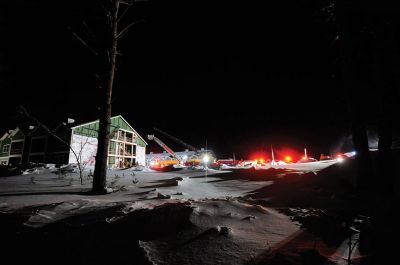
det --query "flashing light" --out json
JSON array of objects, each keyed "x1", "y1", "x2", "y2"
[
  {"x1": 337, "y1": 157, "x2": 344, "y2": 163},
  {"x1": 183, "y1": 155, "x2": 188, "y2": 160},
  {"x1": 302, "y1": 156, "x2": 307, "y2": 160},
  {"x1": 254, "y1": 159, "x2": 258, "y2": 163},
  {"x1": 151, "y1": 161, "x2": 160, "y2": 166},
  {"x1": 284, "y1": 156, "x2": 292, "y2": 162},
  {"x1": 203, "y1": 154, "x2": 210, "y2": 164},
  {"x1": 259, "y1": 158, "x2": 265, "y2": 163}
]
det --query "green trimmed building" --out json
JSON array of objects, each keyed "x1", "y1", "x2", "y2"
[
  {"x1": 69, "y1": 115, "x2": 147, "y2": 168},
  {"x1": 0, "y1": 115, "x2": 147, "y2": 168},
  {"x1": 0, "y1": 128, "x2": 25, "y2": 165}
]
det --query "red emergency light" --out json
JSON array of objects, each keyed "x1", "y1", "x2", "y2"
[{"x1": 284, "y1": 156, "x2": 292, "y2": 162}]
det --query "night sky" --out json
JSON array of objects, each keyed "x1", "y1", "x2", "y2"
[{"x1": 1, "y1": 0, "x2": 355, "y2": 158}]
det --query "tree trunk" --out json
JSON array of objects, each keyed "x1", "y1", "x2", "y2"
[
  {"x1": 363, "y1": 7, "x2": 398, "y2": 264},
  {"x1": 363, "y1": 8, "x2": 397, "y2": 197},
  {"x1": 92, "y1": 0, "x2": 120, "y2": 193},
  {"x1": 336, "y1": 0, "x2": 374, "y2": 190}
]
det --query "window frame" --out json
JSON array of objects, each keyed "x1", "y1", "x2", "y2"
[{"x1": 2, "y1": 144, "x2": 10, "y2": 153}]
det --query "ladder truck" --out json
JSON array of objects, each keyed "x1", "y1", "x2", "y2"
[
  {"x1": 153, "y1": 128, "x2": 216, "y2": 166},
  {"x1": 147, "y1": 134, "x2": 182, "y2": 170}
]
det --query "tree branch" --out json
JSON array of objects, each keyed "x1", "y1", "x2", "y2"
[
  {"x1": 117, "y1": 3, "x2": 133, "y2": 23},
  {"x1": 67, "y1": 26, "x2": 99, "y2": 56},
  {"x1": 117, "y1": 19, "x2": 145, "y2": 39},
  {"x1": 18, "y1": 106, "x2": 80, "y2": 168},
  {"x1": 82, "y1": 20, "x2": 98, "y2": 43}
]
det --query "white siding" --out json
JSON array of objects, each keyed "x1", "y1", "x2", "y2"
[
  {"x1": 68, "y1": 134, "x2": 98, "y2": 167},
  {"x1": 136, "y1": 145, "x2": 146, "y2": 166}
]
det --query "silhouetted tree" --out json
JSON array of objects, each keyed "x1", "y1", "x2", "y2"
[
  {"x1": 363, "y1": 3, "x2": 399, "y2": 197},
  {"x1": 335, "y1": 0, "x2": 374, "y2": 190},
  {"x1": 334, "y1": 2, "x2": 400, "y2": 263},
  {"x1": 91, "y1": 0, "x2": 119, "y2": 193},
  {"x1": 17, "y1": 106, "x2": 87, "y2": 185},
  {"x1": 69, "y1": 0, "x2": 143, "y2": 193}
]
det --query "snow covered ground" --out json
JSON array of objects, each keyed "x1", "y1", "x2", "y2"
[
  {"x1": 0, "y1": 159, "x2": 362, "y2": 265},
  {"x1": 140, "y1": 199, "x2": 299, "y2": 265},
  {"x1": 0, "y1": 159, "x2": 339, "y2": 211},
  {"x1": 0, "y1": 167, "x2": 273, "y2": 211}
]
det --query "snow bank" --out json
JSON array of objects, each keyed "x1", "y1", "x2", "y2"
[
  {"x1": 24, "y1": 199, "x2": 115, "y2": 228},
  {"x1": 140, "y1": 199, "x2": 299, "y2": 265}
]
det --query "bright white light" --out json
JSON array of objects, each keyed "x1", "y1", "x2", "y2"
[
  {"x1": 150, "y1": 161, "x2": 155, "y2": 166},
  {"x1": 183, "y1": 155, "x2": 188, "y2": 160},
  {"x1": 337, "y1": 157, "x2": 344, "y2": 163},
  {"x1": 203, "y1": 154, "x2": 210, "y2": 164},
  {"x1": 67, "y1": 118, "x2": 75, "y2": 124}
]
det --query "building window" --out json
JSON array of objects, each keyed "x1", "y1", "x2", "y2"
[
  {"x1": 2, "y1": 144, "x2": 10, "y2": 153},
  {"x1": 108, "y1": 141, "x2": 116, "y2": 155},
  {"x1": 118, "y1": 130, "x2": 125, "y2": 141},
  {"x1": 108, "y1": 156, "x2": 116, "y2": 168},
  {"x1": 10, "y1": 141, "x2": 24, "y2": 155},
  {"x1": 126, "y1": 132, "x2": 133, "y2": 143}
]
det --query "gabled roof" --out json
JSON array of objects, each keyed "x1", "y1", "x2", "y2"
[
  {"x1": 1, "y1": 127, "x2": 25, "y2": 141},
  {"x1": 117, "y1": 115, "x2": 148, "y2": 145},
  {"x1": 0, "y1": 132, "x2": 10, "y2": 141},
  {"x1": 71, "y1": 115, "x2": 147, "y2": 145},
  {"x1": 9, "y1": 127, "x2": 22, "y2": 137}
]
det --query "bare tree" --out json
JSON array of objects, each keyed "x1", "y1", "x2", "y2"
[
  {"x1": 91, "y1": 0, "x2": 119, "y2": 193},
  {"x1": 17, "y1": 106, "x2": 87, "y2": 185},
  {"x1": 69, "y1": 0, "x2": 144, "y2": 193},
  {"x1": 69, "y1": 136, "x2": 91, "y2": 184}
]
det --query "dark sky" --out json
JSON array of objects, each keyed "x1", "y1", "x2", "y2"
[{"x1": 1, "y1": 0, "x2": 354, "y2": 158}]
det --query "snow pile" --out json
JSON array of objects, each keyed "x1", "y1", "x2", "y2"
[
  {"x1": 139, "y1": 198, "x2": 299, "y2": 265},
  {"x1": 23, "y1": 199, "x2": 184, "y2": 228},
  {"x1": 24, "y1": 199, "x2": 116, "y2": 228}
]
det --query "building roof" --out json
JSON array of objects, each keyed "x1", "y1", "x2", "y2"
[
  {"x1": 0, "y1": 132, "x2": 10, "y2": 141},
  {"x1": 0, "y1": 127, "x2": 26, "y2": 142},
  {"x1": 71, "y1": 115, "x2": 147, "y2": 145}
]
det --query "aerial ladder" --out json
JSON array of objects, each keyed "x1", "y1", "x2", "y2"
[
  {"x1": 153, "y1": 128, "x2": 215, "y2": 166},
  {"x1": 147, "y1": 134, "x2": 182, "y2": 169},
  {"x1": 154, "y1": 127, "x2": 197, "y2": 151}
]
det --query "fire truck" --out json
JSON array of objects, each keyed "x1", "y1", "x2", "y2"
[{"x1": 147, "y1": 128, "x2": 215, "y2": 170}]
